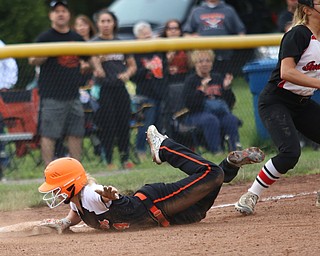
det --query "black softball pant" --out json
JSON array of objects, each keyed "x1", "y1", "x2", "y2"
[
  {"x1": 138, "y1": 138, "x2": 239, "y2": 225},
  {"x1": 259, "y1": 87, "x2": 320, "y2": 174},
  {"x1": 95, "y1": 85, "x2": 131, "y2": 164}
]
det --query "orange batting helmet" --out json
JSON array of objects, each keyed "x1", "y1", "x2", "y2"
[{"x1": 38, "y1": 157, "x2": 87, "y2": 208}]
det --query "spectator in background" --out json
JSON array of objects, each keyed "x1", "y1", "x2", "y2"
[
  {"x1": 131, "y1": 21, "x2": 167, "y2": 160},
  {"x1": 28, "y1": 1, "x2": 91, "y2": 166},
  {"x1": 278, "y1": 0, "x2": 298, "y2": 33},
  {"x1": 226, "y1": 0, "x2": 274, "y2": 34},
  {"x1": 183, "y1": 50, "x2": 241, "y2": 153},
  {"x1": 71, "y1": 14, "x2": 100, "y2": 158},
  {"x1": 73, "y1": 14, "x2": 97, "y2": 41},
  {"x1": 90, "y1": 9, "x2": 137, "y2": 170},
  {"x1": 160, "y1": 19, "x2": 191, "y2": 138},
  {"x1": 73, "y1": 14, "x2": 97, "y2": 93},
  {"x1": 183, "y1": 0, "x2": 246, "y2": 75},
  {"x1": 54, "y1": 14, "x2": 97, "y2": 159},
  {"x1": 73, "y1": 14, "x2": 97, "y2": 88},
  {"x1": 0, "y1": 40, "x2": 18, "y2": 90},
  {"x1": 160, "y1": 19, "x2": 190, "y2": 85},
  {"x1": 0, "y1": 39, "x2": 18, "y2": 181}
]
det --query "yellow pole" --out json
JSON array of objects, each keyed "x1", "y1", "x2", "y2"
[{"x1": 0, "y1": 34, "x2": 283, "y2": 59}]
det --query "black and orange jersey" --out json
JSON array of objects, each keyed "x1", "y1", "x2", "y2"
[{"x1": 70, "y1": 184, "x2": 154, "y2": 231}]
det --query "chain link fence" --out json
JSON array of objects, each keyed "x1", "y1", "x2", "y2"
[{"x1": 0, "y1": 35, "x2": 289, "y2": 175}]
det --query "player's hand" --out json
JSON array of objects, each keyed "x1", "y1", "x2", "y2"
[
  {"x1": 39, "y1": 218, "x2": 71, "y2": 235},
  {"x1": 95, "y1": 186, "x2": 120, "y2": 200}
]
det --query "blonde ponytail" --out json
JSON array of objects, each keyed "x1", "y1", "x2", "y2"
[{"x1": 292, "y1": 4, "x2": 309, "y2": 27}]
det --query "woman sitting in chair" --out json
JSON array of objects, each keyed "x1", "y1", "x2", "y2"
[{"x1": 183, "y1": 50, "x2": 241, "y2": 153}]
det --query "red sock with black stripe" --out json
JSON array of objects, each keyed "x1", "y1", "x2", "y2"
[{"x1": 248, "y1": 159, "x2": 282, "y2": 197}]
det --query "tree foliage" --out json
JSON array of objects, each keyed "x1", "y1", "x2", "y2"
[
  {"x1": 0, "y1": 0, "x2": 49, "y2": 43},
  {"x1": 68, "y1": 0, "x2": 114, "y2": 20},
  {"x1": 0, "y1": 0, "x2": 115, "y2": 88},
  {"x1": 0, "y1": 0, "x2": 114, "y2": 44},
  {"x1": 0, "y1": 0, "x2": 287, "y2": 88},
  {"x1": 1, "y1": 0, "x2": 286, "y2": 44}
]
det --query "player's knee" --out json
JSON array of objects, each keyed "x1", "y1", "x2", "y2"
[
  {"x1": 216, "y1": 167, "x2": 225, "y2": 184},
  {"x1": 275, "y1": 150, "x2": 301, "y2": 174},
  {"x1": 200, "y1": 167, "x2": 224, "y2": 194},
  {"x1": 282, "y1": 156, "x2": 300, "y2": 173},
  {"x1": 209, "y1": 166, "x2": 224, "y2": 186}
]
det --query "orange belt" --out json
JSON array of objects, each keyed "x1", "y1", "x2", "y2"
[{"x1": 135, "y1": 192, "x2": 170, "y2": 227}]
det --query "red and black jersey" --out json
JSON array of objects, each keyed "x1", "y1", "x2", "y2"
[{"x1": 268, "y1": 25, "x2": 319, "y2": 96}]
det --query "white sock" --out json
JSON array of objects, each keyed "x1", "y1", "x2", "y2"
[{"x1": 248, "y1": 159, "x2": 282, "y2": 197}]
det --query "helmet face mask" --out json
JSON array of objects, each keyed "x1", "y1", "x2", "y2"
[{"x1": 41, "y1": 187, "x2": 68, "y2": 209}]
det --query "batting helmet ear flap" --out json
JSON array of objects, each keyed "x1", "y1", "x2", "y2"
[
  {"x1": 298, "y1": 0, "x2": 314, "y2": 8},
  {"x1": 64, "y1": 184, "x2": 76, "y2": 204}
]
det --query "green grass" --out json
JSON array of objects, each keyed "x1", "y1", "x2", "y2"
[
  {"x1": 1, "y1": 147, "x2": 319, "y2": 211},
  {"x1": 232, "y1": 77, "x2": 257, "y2": 146},
  {"x1": 0, "y1": 182, "x2": 42, "y2": 210},
  {"x1": 0, "y1": 77, "x2": 319, "y2": 211}
]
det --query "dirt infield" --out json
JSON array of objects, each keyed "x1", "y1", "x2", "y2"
[{"x1": 1, "y1": 174, "x2": 320, "y2": 256}]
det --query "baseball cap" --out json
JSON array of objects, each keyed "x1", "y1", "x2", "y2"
[{"x1": 49, "y1": 0, "x2": 69, "y2": 10}]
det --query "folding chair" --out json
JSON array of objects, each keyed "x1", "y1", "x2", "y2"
[
  {"x1": 0, "y1": 89, "x2": 40, "y2": 171},
  {"x1": 163, "y1": 83, "x2": 201, "y2": 149}
]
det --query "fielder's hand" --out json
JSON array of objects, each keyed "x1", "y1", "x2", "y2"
[
  {"x1": 39, "y1": 218, "x2": 71, "y2": 234},
  {"x1": 95, "y1": 186, "x2": 119, "y2": 200}
]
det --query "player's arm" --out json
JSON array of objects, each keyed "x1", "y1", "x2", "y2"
[
  {"x1": 39, "y1": 209, "x2": 81, "y2": 234},
  {"x1": 118, "y1": 55, "x2": 137, "y2": 82},
  {"x1": 90, "y1": 56, "x2": 105, "y2": 78},
  {"x1": 65, "y1": 209, "x2": 82, "y2": 226},
  {"x1": 281, "y1": 57, "x2": 320, "y2": 89}
]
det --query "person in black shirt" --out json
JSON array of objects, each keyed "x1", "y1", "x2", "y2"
[
  {"x1": 90, "y1": 9, "x2": 137, "y2": 170},
  {"x1": 28, "y1": 1, "x2": 91, "y2": 166},
  {"x1": 278, "y1": 0, "x2": 298, "y2": 32}
]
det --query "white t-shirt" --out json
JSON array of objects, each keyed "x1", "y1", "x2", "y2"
[
  {"x1": 0, "y1": 40, "x2": 18, "y2": 89},
  {"x1": 70, "y1": 184, "x2": 112, "y2": 215}
]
